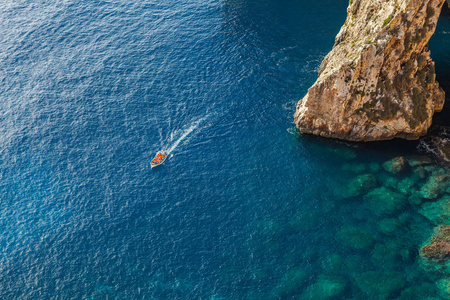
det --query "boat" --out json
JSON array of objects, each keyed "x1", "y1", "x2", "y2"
[{"x1": 151, "y1": 150, "x2": 168, "y2": 168}]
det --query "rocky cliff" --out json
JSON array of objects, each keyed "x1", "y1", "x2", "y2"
[{"x1": 294, "y1": 0, "x2": 447, "y2": 141}]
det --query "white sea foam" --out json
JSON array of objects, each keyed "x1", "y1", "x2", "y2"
[{"x1": 417, "y1": 138, "x2": 438, "y2": 156}]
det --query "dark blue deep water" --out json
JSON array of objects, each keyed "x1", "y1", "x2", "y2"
[{"x1": 1, "y1": 0, "x2": 450, "y2": 298}]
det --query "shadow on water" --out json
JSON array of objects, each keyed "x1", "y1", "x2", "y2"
[
  {"x1": 417, "y1": 2, "x2": 450, "y2": 163},
  {"x1": 430, "y1": 2, "x2": 450, "y2": 127}
]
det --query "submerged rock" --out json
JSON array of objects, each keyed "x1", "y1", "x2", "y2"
[
  {"x1": 371, "y1": 243, "x2": 401, "y2": 266},
  {"x1": 320, "y1": 254, "x2": 343, "y2": 275},
  {"x1": 420, "y1": 174, "x2": 450, "y2": 199},
  {"x1": 342, "y1": 254, "x2": 369, "y2": 274},
  {"x1": 378, "y1": 172, "x2": 400, "y2": 189},
  {"x1": 299, "y1": 275, "x2": 347, "y2": 300},
  {"x1": 330, "y1": 147, "x2": 357, "y2": 160},
  {"x1": 289, "y1": 212, "x2": 320, "y2": 232},
  {"x1": 364, "y1": 186, "x2": 408, "y2": 215},
  {"x1": 382, "y1": 156, "x2": 409, "y2": 175},
  {"x1": 378, "y1": 217, "x2": 402, "y2": 235},
  {"x1": 437, "y1": 278, "x2": 450, "y2": 299},
  {"x1": 400, "y1": 247, "x2": 413, "y2": 262},
  {"x1": 413, "y1": 165, "x2": 429, "y2": 180},
  {"x1": 421, "y1": 225, "x2": 450, "y2": 260},
  {"x1": 294, "y1": 0, "x2": 446, "y2": 141},
  {"x1": 424, "y1": 165, "x2": 446, "y2": 176},
  {"x1": 408, "y1": 191, "x2": 424, "y2": 205},
  {"x1": 369, "y1": 162, "x2": 381, "y2": 173},
  {"x1": 343, "y1": 173, "x2": 379, "y2": 198},
  {"x1": 419, "y1": 196, "x2": 450, "y2": 225},
  {"x1": 399, "y1": 282, "x2": 439, "y2": 299},
  {"x1": 406, "y1": 155, "x2": 434, "y2": 167},
  {"x1": 335, "y1": 226, "x2": 375, "y2": 250},
  {"x1": 271, "y1": 267, "x2": 307, "y2": 298},
  {"x1": 354, "y1": 271, "x2": 406, "y2": 298},
  {"x1": 397, "y1": 177, "x2": 417, "y2": 195}
]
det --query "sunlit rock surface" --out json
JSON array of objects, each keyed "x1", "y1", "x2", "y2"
[{"x1": 294, "y1": 0, "x2": 447, "y2": 141}]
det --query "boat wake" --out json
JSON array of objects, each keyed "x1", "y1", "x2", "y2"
[{"x1": 166, "y1": 115, "x2": 211, "y2": 154}]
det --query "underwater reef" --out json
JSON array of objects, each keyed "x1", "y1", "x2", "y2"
[
  {"x1": 227, "y1": 143, "x2": 450, "y2": 298},
  {"x1": 421, "y1": 225, "x2": 450, "y2": 260},
  {"x1": 339, "y1": 154, "x2": 450, "y2": 297}
]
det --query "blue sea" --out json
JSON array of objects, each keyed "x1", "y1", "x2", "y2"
[{"x1": 1, "y1": 0, "x2": 450, "y2": 298}]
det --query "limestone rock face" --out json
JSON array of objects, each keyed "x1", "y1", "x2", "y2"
[{"x1": 294, "y1": 0, "x2": 446, "y2": 141}]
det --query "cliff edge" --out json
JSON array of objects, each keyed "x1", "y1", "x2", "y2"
[{"x1": 294, "y1": 0, "x2": 447, "y2": 141}]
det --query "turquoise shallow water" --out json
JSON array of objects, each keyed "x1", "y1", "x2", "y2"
[{"x1": 1, "y1": 0, "x2": 450, "y2": 298}]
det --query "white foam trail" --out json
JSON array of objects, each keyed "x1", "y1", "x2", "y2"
[{"x1": 166, "y1": 115, "x2": 210, "y2": 154}]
